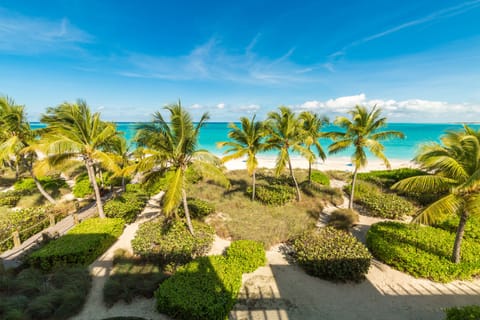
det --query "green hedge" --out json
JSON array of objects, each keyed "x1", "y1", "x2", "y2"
[
  {"x1": 104, "y1": 190, "x2": 149, "y2": 223},
  {"x1": 247, "y1": 184, "x2": 296, "y2": 206},
  {"x1": 0, "y1": 267, "x2": 91, "y2": 320},
  {"x1": 178, "y1": 198, "x2": 215, "y2": 219},
  {"x1": 73, "y1": 178, "x2": 93, "y2": 198},
  {"x1": 131, "y1": 217, "x2": 214, "y2": 268},
  {"x1": 357, "y1": 168, "x2": 426, "y2": 188},
  {"x1": 346, "y1": 180, "x2": 416, "y2": 219},
  {"x1": 28, "y1": 218, "x2": 124, "y2": 271},
  {"x1": 310, "y1": 170, "x2": 330, "y2": 186},
  {"x1": 434, "y1": 215, "x2": 480, "y2": 242},
  {"x1": 14, "y1": 176, "x2": 68, "y2": 194},
  {"x1": 445, "y1": 305, "x2": 480, "y2": 320},
  {"x1": 366, "y1": 221, "x2": 480, "y2": 282},
  {"x1": 155, "y1": 240, "x2": 263, "y2": 320},
  {"x1": 291, "y1": 227, "x2": 372, "y2": 282},
  {"x1": 225, "y1": 240, "x2": 266, "y2": 273},
  {"x1": 0, "y1": 189, "x2": 25, "y2": 207},
  {"x1": 328, "y1": 208, "x2": 359, "y2": 230}
]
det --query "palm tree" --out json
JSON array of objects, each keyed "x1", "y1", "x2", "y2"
[
  {"x1": 135, "y1": 102, "x2": 229, "y2": 235},
  {"x1": 39, "y1": 100, "x2": 119, "y2": 218},
  {"x1": 0, "y1": 96, "x2": 56, "y2": 203},
  {"x1": 266, "y1": 106, "x2": 311, "y2": 201},
  {"x1": 392, "y1": 126, "x2": 480, "y2": 263},
  {"x1": 105, "y1": 135, "x2": 135, "y2": 192},
  {"x1": 218, "y1": 115, "x2": 268, "y2": 200},
  {"x1": 300, "y1": 111, "x2": 329, "y2": 183},
  {"x1": 328, "y1": 105, "x2": 404, "y2": 208}
]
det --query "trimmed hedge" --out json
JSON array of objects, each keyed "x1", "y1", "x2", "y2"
[
  {"x1": 178, "y1": 198, "x2": 215, "y2": 219},
  {"x1": 434, "y1": 215, "x2": 480, "y2": 242},
  {"x1": 366, "y1": 221, "x2": 480, "y2": 282},
  {"x1": 291, "y1": 227, "x2": 372, "y2": 282},
  {"x1": 247, "y1": 184, "x2": 296, "y2": 206},
  {"x1": 225, "y1": 240, "x2": 266, "y2": 273},
  {"x1": 73, "y1": 178, "x2": 93, "y2": 198},
  {"x1": 155, "y1": 240, "x2": 264, "y2": 320},
  {"x1": 104, "y1": 189, "x2": 149, "y2": 223},
  {"x1": 310, "y1": 170, "x2": 330, "y2": 186},
  {"x1": 445, "y1": 305, "x2": 480, "y2": 320},
  {"x1": 346, "y1": 180, "x2": 416, "y2": 219},
  {"x1": 28, "y1": 218, "x2": 124, "y2": 271},
  {"x1": 131, "y1": 217, "x2": 214, "y2": 268},
  {"x1": 328, "y1": 208, "x2": 359, "y2": 230},
  {"x1": 0, "y1": 267, "x2": 91, "y2": 320}
]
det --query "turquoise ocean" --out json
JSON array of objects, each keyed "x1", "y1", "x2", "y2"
[{"x1": 30, "y1": 122, "x2": 480, "y2": 161}]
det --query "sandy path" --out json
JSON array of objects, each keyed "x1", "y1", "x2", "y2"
[{"x1": 71, "y1": 192, "x2": 170, "y2": 320}]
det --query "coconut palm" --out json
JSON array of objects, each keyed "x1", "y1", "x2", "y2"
[
  {"x1": 104, "y1": 135, "x2": 135, "y2": 192},
  {"x1": 39, "y1": 100, "x2": 119, "y2": 218},
  {"x1": 0, "y1": 96, "x2": 56, "y2": 203},
  {"x1": 328, "y1": 105, "x2": 404, "y2": 208},
  {"x1": 135, "y1": 102, "x2": 229, "y2": 235},
  {"x1": 299, "y1": 111, "x2": 329, "y2": 183},
  {"x1": 218, "y1": 115, "x2": 268, "y2": 200},
  {"x1": 392, "y1": 126, "x2": 480, "y2": 263},
  {"x1": 266, "y1": 106, "x2": 311, "y2": 201}
]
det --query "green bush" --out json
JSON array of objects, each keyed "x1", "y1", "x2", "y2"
[
  {"x1": 178, "y1": 198, "x2": 215, "y2": 219},
  {"x1": 104, "y1": 191, "x2": 149, "y2": 223},
  {"x1": 0, "y1": 267, "x2": 91, "y2": 320},
  {"x1": 155, "y1": 255, "x2": 243, "y2": 320},
  {"x1": 247, "y1": 184, "x2": 296, "y2": 206},
  {"x1": 0, "y1": 190, "x2": 24, "y2": 207},
  {"x1": 73, "y1": 178, "x2": 93, "y2": 198},
  {"x1": 291, "y1": 227, "x2": 372, "y2": 282},
  {"x1": 434, "y1": 215, "x2": 480, "y2": 242},
  {"x1": 300, "y1": 181, "x2": 344, "y2": 206},
  {"x1": 346, "y1": 180, "x2": 416, "y2": 219},
  {"x1": 328, "y1": 208, "x2": 359, "y2": 230},
  {"x1": 358, "y1": 168, "x2": 426, "y2": 188},
  {"x1": 14, "y1": 176, "x2": 68, "y2": 194},
  {"x1": 310, "y1": 170, "x2": 330, "y2": 186},
  {"x1": 445, "y1": 305, "x2": 480, "y2": 320},
  {"x1": 131, "y1": 217, "x2": 214, "y2": 268},
  {"x1": 366, "y1": 221, "x2": 480, "y2": 282},
  {"x1": 225, "y1": 240, "x2": 266, "y2": 273},
  {"x1": 28, "y1": 218, "x2": 124, "y2": 271}
]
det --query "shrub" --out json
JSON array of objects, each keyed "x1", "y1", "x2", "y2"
[
  {"x1": 103, "y1": 250, "x2": 168, "y2": 307},
  {"x1": 73, "y1": 178, "x2": 93, "y2": 198},
  {"x1": 357, "y1": 168, "x2": 426, "y2": 188},
  {"x1": 291, "y1": 227, "x2": 372, "y2": 282},
  {"x1": 346, "y1": 180, "x2": 416, "y2": 219},
  {"x1": 247, "y1": 184, "x2": 296, "y2": 206},
  {"x1": 104, "y1": 191, "x2": 149, "y2": 223},
  {"x1": 310, "y1": 170, "x2": 330, "y2": 186},
  {"x1": 0, "y1": 267, "x2": 91, "y2": 320},
  {"x1": 14, "y1": 176, "x2": 68, "y2": 194},
  {"x1": 0, "y1": 190, "x2": 24, "y2": 207},
  {"x1": 28, "y1": 218, "x2": 124, "y2": 271},
  {"x1": 178, "y1": 198, "x2": 215, "y2": 219},
  {"x1": 434, "y1": 215, "x2": 480, "y2": 242},
  {"x1": 225, "y1": 240, "x2": 266, "y2": 273},
  {"x1": 445, "y1": 305, "x2": 480, "y2": 320},
  {"x1": 366, "y1": 221, "x2": 480, "y2": 282},
  {"x1": 328, "y1": 208, "x2": 359, "y2": 230},
  {"x1": 301, "y1": 181, "x2": 344, "y2": 206},
  {"x1": 155, "y1": 255, "x2": 243, "y2": 320},
  {"x1": 131, "y1": 217, "x2": 214, "y2": 268}
]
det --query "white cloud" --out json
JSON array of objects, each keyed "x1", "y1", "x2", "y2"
[
  {"x1": 0, "y1": 8, "x2": 92, "y2": 54},
  {"x1": 216, "y1": 103, "x2": 225, "y2": 109},
  {"x1": 190, "y1": 103, "x2": 203, "y2": 109},
  {"x1": 238, "y1": 104, "x2": 260, "y2": 113}
]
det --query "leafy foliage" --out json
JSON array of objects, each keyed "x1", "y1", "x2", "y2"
[
  {"x1": 310, "y1": 170, "x2": 330, "y2": 186},
  {"x1": 14, "y1": 176, "x2": 68, "y2": 194},
  {"x1": 357, "y1": 168, "x2": 426, "y2": 188},
  {"x1": 177, "y1": 197, "x2": 215, "y2": 219},
  {"x1": 445, "y1": 305, "x2": 480, "y2": 320},
  {"x1": 131, "y1": 217, "x2": 214, "y2": 269},
  {"x1": 328, "y1": 208, "x2": 360, "y2": 230},
  {"x1": 73, "y1": 177, "x2": 93, "y2": 198},
  {"x1": 366, "y1": 221, "x2": 480, "y2": 282},
  {"x1": 104, "y1": 188, "x2": 149, "y2": 223},
  {"x1": 0, "y1": 267, "x2": 91, "y2": 320},
  {"x1": 247, "y1": 184, "x2": 296, "y2": 206},
  {"x1": 0, "y1": 190, "x2": 23, "y2": 207},
  {"x1": 433, "y1": 215, "x2": 480, "y2": 242},
  {"x1": 291, "y1": 227, "x2": 372, "y2": 282},
  {"x1": 345, "y1": 180, "x2": 416, "y2": 219},
  {"x1": 225, "y1": 240, "x2": 266, "y2": 273},
  {"x1": 28, "y1": 218, "x2": 124, "y2": 271}
]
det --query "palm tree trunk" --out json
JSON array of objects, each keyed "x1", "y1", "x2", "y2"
[
  {"x1": 122, "y1": 176, "x2": 126, "y2": 192},
  {"x1": 86, "y1": 159, "x2": 105, "y2": 218},
  {"x1": 452, "y1": 211, "x2": 468, "y2": 263},
  {"x1": 308, "y1": 162, "x2": 312, "y2": 184},
  {"x1": 31, "y1": 170, "x2": 56, "y2": 204},
  {"x1": 182, "y1": 188, "x2": 195, "y2": 236},
  {"x1": 287, "y1": 155, "x2": 301, "y2": 201},
  {"x1": 349, "y1": 166, "x2": 358, "y2": 209},
  {"x1": 252, "y1": 170, "x2": 256, "y2": 201}
]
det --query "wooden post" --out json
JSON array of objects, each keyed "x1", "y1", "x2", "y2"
[
  {"x1": 48, "y1": 214, "x2": 55, "y2": 227},
  {"x1": 12, "y1": 231, "x2": 21, "y2": 248},
  {"x1": 73, "y1": 213, "x2": 79, "y2": 225}
]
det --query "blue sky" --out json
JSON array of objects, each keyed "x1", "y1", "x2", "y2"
[{"x1": 1, "y1": 0, "x2": 480, "y2": 122}]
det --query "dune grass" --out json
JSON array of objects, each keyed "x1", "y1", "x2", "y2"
[{"x1": 188, "y1": 169, "x2": 342, "y2": 248}]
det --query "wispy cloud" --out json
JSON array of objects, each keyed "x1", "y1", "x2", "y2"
[
  {"x1": 0, "y1": 7, "x2": 92, "y2": 54},
  {"x1": 331, "y1": 0, "x2": 480, "y2": 58}
]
